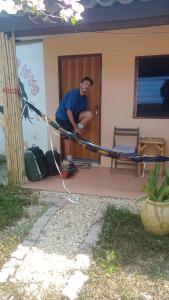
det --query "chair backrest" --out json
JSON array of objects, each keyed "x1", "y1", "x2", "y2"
[{"x1": 113, "y1": 127, "x2": 140, "y2": 150}]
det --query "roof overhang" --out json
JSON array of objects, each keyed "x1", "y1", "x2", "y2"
[{"x1": 0, "y1": 0, "x2": 169, "y2": 37}]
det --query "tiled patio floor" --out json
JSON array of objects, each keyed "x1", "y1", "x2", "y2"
[{"x1": 23, "y1": 166, "x2": 148, "y2": 200}]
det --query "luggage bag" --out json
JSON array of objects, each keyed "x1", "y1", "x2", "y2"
[
  {"x1": 24, "y1": 145, "x2": 48, "y2": 181},
  {"x1": 45, "y1": 149, "x2": 61, "y2": 175}
]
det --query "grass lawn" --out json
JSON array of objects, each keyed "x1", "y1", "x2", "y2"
[
  {"x1": 0, "y1": 185, "x2": 47, "y2": 269},
  {"x1": 79, "y1": 205, "x2": 169, "y2": 300},
  {"x1": 0, "y1": 185, "x2": 30, "y2": 229}
]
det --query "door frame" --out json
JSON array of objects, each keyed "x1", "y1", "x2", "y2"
[{"x1": 58, "y1": 53, "x2": 102, "y2": 163}]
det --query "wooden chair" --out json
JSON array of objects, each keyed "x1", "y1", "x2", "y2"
[{"x1": 110, "y1": 127, "x2": 140, "y2": 174}]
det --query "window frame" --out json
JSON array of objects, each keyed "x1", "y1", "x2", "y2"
[{"x1": 133, "y1": 54, "x2": 169, "y2": 119}]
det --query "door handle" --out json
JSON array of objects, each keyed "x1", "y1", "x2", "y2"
[{"x1": 95, "y1": 104, "x2": 99, "y2": 116}]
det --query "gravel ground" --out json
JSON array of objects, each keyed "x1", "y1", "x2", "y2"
[
  {"x1": 1, "y1": 191, "x2": 138, "y2": 299},
  {"x1": 37, "y1": 193, "x2": 138, "y2": 256}
]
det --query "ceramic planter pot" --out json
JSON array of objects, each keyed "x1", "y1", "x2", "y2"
[{"x1": 139, "y1": 198, "x2": 169, "y2": 236}]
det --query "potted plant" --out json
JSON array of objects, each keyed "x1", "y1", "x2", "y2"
[{"x1": 139, "y1": 163, "x2": 169, "y2": 235}]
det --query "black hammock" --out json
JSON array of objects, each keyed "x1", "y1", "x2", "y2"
[{"x1": 26, "y1": 101, "x2": 169, "y2": 164}]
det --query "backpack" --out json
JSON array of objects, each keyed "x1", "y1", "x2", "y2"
[
  {"x1": 45, "y1": 149, "x2": 61, "y2": 175},
  {"x1": 24, "y1": 146, "x2": 49, "y2": 181}
]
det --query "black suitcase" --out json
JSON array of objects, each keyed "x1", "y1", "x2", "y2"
[
  {"x1": 25, "y1": 145, "x2": 49, "y2": 181},
  {"x1": 45, "y1": 149, "x2": 61, "y2": 175}
]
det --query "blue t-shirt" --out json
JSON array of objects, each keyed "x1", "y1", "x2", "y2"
[{"x1": 56, "y1": 89, "x2": 87, "y2": 121}]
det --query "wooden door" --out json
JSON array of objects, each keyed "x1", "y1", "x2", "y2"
[{"x1": 58, "y1": 54, "x2": 102, "y2": 162}]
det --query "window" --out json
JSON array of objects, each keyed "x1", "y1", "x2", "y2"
[{"x1": 134, "y1": 55, "x2": 169, "y2": 118}]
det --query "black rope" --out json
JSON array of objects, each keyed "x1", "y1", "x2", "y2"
[{"x1": 26, "y1": 101, "x2": 169, "y2": 163}]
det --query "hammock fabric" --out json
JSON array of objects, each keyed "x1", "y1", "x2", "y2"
[{"x1": 26, "y1": 101, "x2": 169, "y2": 163}]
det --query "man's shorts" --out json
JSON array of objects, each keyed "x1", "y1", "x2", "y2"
[{"x1": 56, "y1": 117, "x2": 79, "y2": 139}]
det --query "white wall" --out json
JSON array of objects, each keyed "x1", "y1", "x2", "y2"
[
  {"x1": 0, "y1": 40, "x2": 48, "y2": 155},
  {"x1": 16, "y1": 41, "x2": 48, "y2": 152}
]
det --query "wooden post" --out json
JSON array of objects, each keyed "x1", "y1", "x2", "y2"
[{"x1": 0, "y1": 32, "x2": 25, "y2": 185}]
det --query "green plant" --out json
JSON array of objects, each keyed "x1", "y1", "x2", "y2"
[
  {"x1": 79, "y1": 204, "x2": 169, "y2": 300},
  {"x1": 140, "y1": 163, "x2": 169, "y2": 202},
  {"x1": 0, "y1": 185, "x2": 34, "y2": 229},
  {"x1": 0, "y1": 154, "x2": 6, "y2": 163}
]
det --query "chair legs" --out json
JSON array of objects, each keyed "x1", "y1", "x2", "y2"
[
  {"x1": 110, "y1": 158, "x2": 113, "y2": 174},
  {"x1": 110, "y1": 158, "x2": 115, "y2": 174},
  {"x1": 110, "y1": 158, "x2": 139, "y2": 176}
]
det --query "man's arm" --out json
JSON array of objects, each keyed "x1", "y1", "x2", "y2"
[{"x1": 67, "y1": 110, "x2": 81, "y2": 134}]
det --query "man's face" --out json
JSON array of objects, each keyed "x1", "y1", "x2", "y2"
[{"x1": 80, "y1": 80, "x2": 91, "y2": 95}]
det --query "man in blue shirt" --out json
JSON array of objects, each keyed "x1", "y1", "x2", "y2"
[{"x1": 55, "y1": 76, "x2": 93, "y2": 167}]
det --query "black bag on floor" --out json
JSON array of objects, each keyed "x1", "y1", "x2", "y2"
[
  {"x1": 45, "y1": 149, "x2": 61, "y2": 175},
  {"x1": 25, "y1": 146, "x2": 49, "y2": 181}
]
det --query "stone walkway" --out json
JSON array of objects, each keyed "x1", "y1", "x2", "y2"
[{"x1": 0, "y1": 191, "x2": 138, "y2": 300}]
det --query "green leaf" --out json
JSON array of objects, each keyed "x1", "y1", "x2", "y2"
[
  {"x1": 159, "y1": 186, "x2": 169, "y2": 201},
  {"x1": 71, "y1": 17, "x2": 77, "y2": 26},
  {"x1": 139, "y1": 163, "x2": 169, "y2": 202}
]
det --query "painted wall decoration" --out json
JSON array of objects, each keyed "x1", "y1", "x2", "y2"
[{"x1": 0, "y1": 41, "x2": 48, "y2": 154}]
